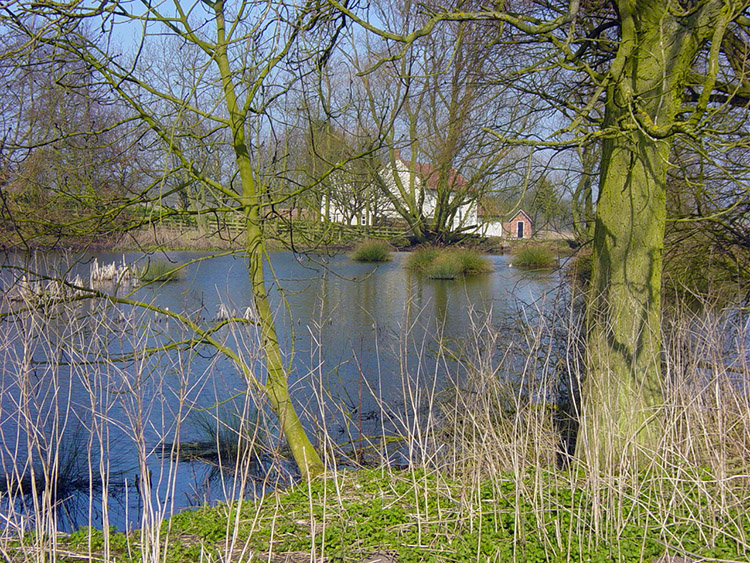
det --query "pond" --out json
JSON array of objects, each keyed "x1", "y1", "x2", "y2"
[{"x1": 0, "y1": 250, "x2": 560, "y2": 532}]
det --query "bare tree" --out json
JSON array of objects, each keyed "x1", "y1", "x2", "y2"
[
  {"x1": 330, "y1": 0, "x2": 750, "y2": 467},
  {"x1": 0, "y1": 30, "x2": 144, "y2": 246},
  {"x1": 347, "y1": 2, "x2": 522, "y2": 243},
  {"x1": 2, "y1": 0, "x2": 356, "y2": 480}
]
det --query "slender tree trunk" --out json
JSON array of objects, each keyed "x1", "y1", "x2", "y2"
[
  {"x1": 247, "y1": 224, "x2": 325, "y2": 481},
  {"x1": 214, "y1": 2, "x2": 324, "y2": 481}
]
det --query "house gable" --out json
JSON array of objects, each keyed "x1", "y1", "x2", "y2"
[{"x1": 503, "y1": 210, "x2": 533, "y2": 239}]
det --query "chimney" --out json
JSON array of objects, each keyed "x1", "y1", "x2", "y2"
[{"x1": 393, "y1": 148, "x2": 401, "y2": 161}]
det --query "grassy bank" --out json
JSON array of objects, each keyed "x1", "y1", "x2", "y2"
[
  {"x1": 29, "y1": 464, "x2": 747, "y2": 563},
  {"x1": 116, "y1": 225, "x2": 244, "y2": 252},
  {"x1": 1, "y1": 216, "x2": 577, "y2": 255},
  {"x1": 0, "y1": 220, "x2": 410, "y2": 253}
]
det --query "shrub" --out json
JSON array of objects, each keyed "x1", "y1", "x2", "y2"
[
  {"x1": 662, "y1": 230, "x2": 748, "y2": 302},
  {"x1": 351, "y1": 239, "x2": 393, "y2": 262},
  {"x1": 137, "y1": 259, "x2": 181, "y2": 282},
  {"x1": 513, "y1": 245, "x2": 557, "y2": 269}
]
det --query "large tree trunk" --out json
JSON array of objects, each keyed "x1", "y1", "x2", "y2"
[
  {"x1": 580, "y1": 113, "x2": 670, "y2": 468},
  {"x1": 577, "y1": 1, "x2": 723, "y2": 469}
]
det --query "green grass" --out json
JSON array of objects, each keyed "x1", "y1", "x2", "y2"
[
  {"x1": 51, "y1": 467, "x2": 750, "y2": 563},
  {"x1": 350, "y1": 239, "x2": 393, "y2": 262},
  {"x1": 453, "y1": 248, "x2": 494, "y2": 274},
  {"x1": 137, "y1": 259, "x2": 181, "y2": 282},
  {"x1": 425, "y1": 254, "x2": 462, "y2": 279},
  {"x1": 406, "y1": 247, "x2": 492, "y2": 279},
  {"x1": 513, "y1": 244, "x2": 557, "y2": 269}
]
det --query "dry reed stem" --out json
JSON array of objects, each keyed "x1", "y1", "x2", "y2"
[{"x1": 0, "y1": 283, "x2": 748, "y2": 562}]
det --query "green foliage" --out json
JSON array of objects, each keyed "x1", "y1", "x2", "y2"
[
  {"x1": 513, "y1": 244, "x2": 557, "y2": 269},
  {"x1": 157, "y1": 468, "x2": 750, "y2": 563},
  {"x1": 168, "y1": 503, "x2": 249, "y2": 551},
  {"x1": 350, "y1": 239, "x2": 393, "y2": 262},
  {"x1": 137, "y1": 260, "x2": 181, "y2": 283},
  {"x1": 67, "y1": 526, "x2": 129, "y2": 553},
  {"x1": 406, "y1": 247, "x2": 492, "y2": 279},
  {"x1": 55, "y1": 526, "x2": 133, "y2": 561}
]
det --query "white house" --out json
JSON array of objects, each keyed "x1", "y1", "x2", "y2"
[{"x1": 320, "y1": 152, "x2": 478, "y2": 231}]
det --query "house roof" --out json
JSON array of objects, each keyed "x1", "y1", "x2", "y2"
[
  {"x1": 476, "y1": 198, "x2": 502, "y2": 218},
  {"x1": 508, "y1": 209, "x2": 533, "y2": 223},
  {"x1": 394, "y1": 152, "x2": 468, "y2": 191},
  {"x1": 476, "y1": 201, "x2": 532, "y2": 223}
]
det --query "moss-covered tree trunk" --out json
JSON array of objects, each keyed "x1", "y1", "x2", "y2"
[
  {"x1": 581, "y1": 110, "x2": 670, "y2": 467},
  {"x1": 246, "y1": 224, "x2": 325, "y2": 482},
  {"x1": 578, "y1": 0, "x2": 726, "y2": 468},
  {"x1": 213, "y1": 1, "x2": 324, "y2": 481}
]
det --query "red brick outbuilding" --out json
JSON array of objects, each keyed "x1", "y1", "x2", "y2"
[{"x1": 503, "y1": 210, "x2": 533, "y2": 239}]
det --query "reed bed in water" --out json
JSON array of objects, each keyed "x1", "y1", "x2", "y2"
[
  {"x1": 350, "y1": 239, "x2": 393, "y2": 262},
  {"x1": 119, "y1": 224, "x2": 242, "y2": 251},
  {"x1": 0, "y1": 284, "x2": 748, "y2": 562}
]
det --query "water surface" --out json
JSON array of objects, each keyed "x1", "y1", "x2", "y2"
[{"x1": 0, "y1": 250, "x2": 558, "y2": 531}]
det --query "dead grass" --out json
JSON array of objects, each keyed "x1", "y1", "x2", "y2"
[
  {"x1": 119, "y1": 225, "x2": 244, "y2": 251},
  {"x1": 1, "y1": 279, "x2": 748, "y2": 562}
]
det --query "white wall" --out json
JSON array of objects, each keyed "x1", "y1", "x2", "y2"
[
  {"x1": 321, "y1": 160, "x2": 479, "y2": 231},
  {"x1": 480, "y1": 221, "x2": 505, "y2": 238}
]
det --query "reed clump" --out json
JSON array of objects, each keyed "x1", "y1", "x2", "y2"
[
  {"x1": 136, "y1": 259, "x2": 181, "y2": 283},
  {"x1": 350, "y1": 239, "x2": 393, "y2": 262},
  {"x1": 170, "y1": 407, "x2": 267, "y2": 473},
  {"x1": 512, "y1": 243, "x2": 557, "y2": 269},
  {"x1": 406, "y1": 246, "x2": 492, "y2": 279}
]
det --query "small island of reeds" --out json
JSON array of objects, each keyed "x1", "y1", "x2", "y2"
[
  {"x1": 137, "y1": 259, "x2": 182, "y2": 283},
  {"x1": 512, "y1": 244, "x2": 557, "y2": 269},
  {"x1": 350, "y1": 239, "x2": 393, "y2": 262},
  {"x1": 406, "y1": 246, "x2": 492, "y2": 279}
]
